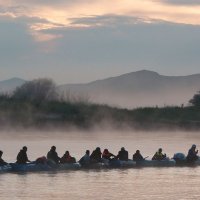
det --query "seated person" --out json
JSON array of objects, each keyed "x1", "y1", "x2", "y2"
[
  {"x1": 102, "y1": 149, "x2": 115, "y2": 160},
  {"x1": 186, "y1": 144, "x2": 198, "y2": 163},
  {"x1": 133, "y1": 150, "x2": 144, "y2": 161},
  {"x1": 0, "y1": 150, "x2": 7, "y2": 166},
  {"x1": 90, "y1": 147, "x2": 102, "y2": 163},
  {"x1": 47, "y1": 146, "x2": 60, "y2": 164},
  {"x1": 152, "y1": 148, "x2": 166, "y2": 161},
  {"x1": 16, "y1": 146, "x2": 31, "y2": 164},
  {"x1": 79, "y1": 150, "x2": 90, "y2": 166},
  {"x1": 116, "y1": 147, "x2": 128, "y2": 161},
  {"x1": 60, "y1": 151, "x2": 76, "y2": 164},
  {"x1": 35, "y1": 156, "x2": 48, "y2": 164}
]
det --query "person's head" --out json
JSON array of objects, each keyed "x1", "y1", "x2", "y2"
[
  {"x1": 51, "y1": 146, "x2": 56, "y2": 151},
  {"x1": 136, "y1": 150, "x2": 140, "y2": 154},
  {"x1": 192, "y1": 144, "x2": 196, "y2": 149},
  {"x1": 0, "y1": 150, "x2": 3, "y2": 157},
  {"x1": 96, "y1": 147, "x2": 101, "y2": 152},
  {"x1": 86, "y1": 150, "x2": 90, "y2": 155},
  {"x1": 65, "y1": 151, "x2": 69, "y2": 156},
  {"x1": 121, "y1": 147, "x2": 125, "y2": 151},
  {"x1": 158, "y1": 148, "x2": 162, "y2": 153},
  {"x1": 104, "y1": 149, "x2": 109, "y2": 154},
  {"x1": 23, "y1": 146, "x2": 27, "y2": 152}
]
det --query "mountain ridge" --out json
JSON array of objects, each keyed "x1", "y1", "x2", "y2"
[
  {"x1": 1, "y1": 70, "x2": 200, "y2": 108},
  {"x1": 58, "y1": 70, "x2": 200, "y2": 108}
]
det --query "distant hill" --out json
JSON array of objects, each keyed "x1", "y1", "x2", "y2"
[
  {"x1": 0, "y1": 78, "x2": 26, "y2": 93},
  {"x1": 59, "y1": 70, "x2": 200, "y2": 108},
  {"x1": 2, "y1": 71, "x2": 200, "y2": 108}
]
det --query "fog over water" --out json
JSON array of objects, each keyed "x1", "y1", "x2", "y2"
[{"x1": 1, "y1": 130, "x2": 200, "y2": 200}]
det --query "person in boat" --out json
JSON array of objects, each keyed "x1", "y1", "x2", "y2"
[
  {"x1": 117, "y1": 147, "x2": 128, "y2": 161},
  {"x1": 35, "y1": 156, "x2": 48, "y2": 164},
  {"x1": 47, "y1": 146, "x2": 60, "y2": 164},
  {"x1": 102, "y1": 149, "x2": 116, "y2": 161},
  {"x1": 60, "y1": 151, "x2": 76, "y2": 164},
  {"x1": 79, "y1": 150, "x2": 90, "y2": 166},
  {"x1": 90, "y1": 147, "x2": 102, "y2": 163},
  {"x1": 133, "y1": 150, "x2": 144, "y2": 161},
  {"x1": 0, "y1": 150, "x2": 7, "y2": 166},
  {"x1": 186, "y1": 144, "x2": 198, "y2": 163},
  {"x1": 16, "y1": 146, "x2": 31, "y2": 164},
  {"x1": 152, "y1": 148, "x2": 166, "y2": 161}
]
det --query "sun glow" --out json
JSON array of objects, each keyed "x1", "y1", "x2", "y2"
[{"x1": 1, "y1": 0, "x2": 200, "y2": 42}]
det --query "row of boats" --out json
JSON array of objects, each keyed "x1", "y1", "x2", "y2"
[
  {"x1": 0, "y1": 144, "x2": 199, "y2": 173},
  {"x1": 0, "y1": 155, "x2": 200, "y2": 173}
]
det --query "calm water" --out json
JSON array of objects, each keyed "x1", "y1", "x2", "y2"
[{"x1": 0, "y1": 130, "x2": 200, "y2": 200}]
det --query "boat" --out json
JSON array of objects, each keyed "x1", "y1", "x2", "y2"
[
  {"x1": 10, "y1": 163, "x2": 52, "y2": 172},
  {"x1": 10, "y1": 161, "x2": 82, "y2": 172},
  {"x1": 0, "y1": 164, "x2": 12, "y2": 173},
  {"x1": 58, "y1": 163, "x2": 81, "y2": 170},
  {"x1": 79, "y1": 162, "x2": 106, "y2": 169},
  {"x1": 173, "y1": 153, "x2": 200, "y2": 166},
  {"x1": 135, "y1": 158, "x2": 176, "y2": 167},
  {"x1": 107, "y1": 159, "x2": 136, "y2": 168}
]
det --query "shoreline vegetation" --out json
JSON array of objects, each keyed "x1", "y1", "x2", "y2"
[{"x1": 0, "y1": 78, "x2": 200, "y2": 131}]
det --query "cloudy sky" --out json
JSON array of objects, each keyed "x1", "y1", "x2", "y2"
[{"x1": 0, "y1": 0, "x2": 200, "y2": 83}]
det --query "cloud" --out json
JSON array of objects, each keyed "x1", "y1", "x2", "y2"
[
  {"x1": 159, "y1": 0, "x2": 200, "y2": 5},
  {"x1": 70, "y1": 15, "x2": 148, "y2": 27},
  {"x1": 1, "y1": 0, "x2": 200, "y2": 30},
  {"x1": 37, "y1": 15, "x2": 200, "y2": 79},
  {"x1": 0, "y1": 12, "x2": 200, "y2": 83}
]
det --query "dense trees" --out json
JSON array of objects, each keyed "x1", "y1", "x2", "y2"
[
  {"x1": 189, "y1": 91, "x2": 200, "y2": 107},
  {"x1": 12, "y1": 78, "x2": 57, "y2": 103}
]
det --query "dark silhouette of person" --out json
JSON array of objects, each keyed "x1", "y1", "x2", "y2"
[
  {"x1": 186, "y1": 144, "x2": 198, "y2": 163},
  {"x1": 47, "y1": 146, "x2": 60, "y2": 164},
  {"x1": 16, "y1": 146, "x2": 30, "y2": 164},
  {"x1": 90, "y1": 147, "x2": 102, "y2": 163},
  {"x1": 0, "y1": 150, "x2": 7, "y2": 166},
  {"x1": 79, "y1": 150, "x2": 90, "y2": 166},
  {"x1": 133, "y1": 150, "x2": 144, "y2": 161},
  {"x1": 152, "y1": 148, "x2": 166, "y2": 161},
  {"x1": 117, "y1": 147, "x2": 128, "y2": 161},
  {"x1": 60, "y1": 151, "x2": 76, "y2": 164},
  {"x1": 102, "y1": 149, "x2": 115, "y2": 160},
  {"x1": 35, "y1": 156, "x2": 47, "y2": 164}
]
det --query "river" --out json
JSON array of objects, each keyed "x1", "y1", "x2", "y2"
[{"x1": 0, "y1": 130, "x2": 200, "y2": 200}]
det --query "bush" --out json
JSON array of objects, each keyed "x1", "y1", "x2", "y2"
[
  {"x1": 189, "y1": 91, "x2": 200, "y2": 107},
  {"x1": 12, "y1": 78, "x2": 57, "y2": 103}
]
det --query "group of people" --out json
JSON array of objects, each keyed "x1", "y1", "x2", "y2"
[{"x1": 0, "y1": 145, "x2": 198, "y2": 166}]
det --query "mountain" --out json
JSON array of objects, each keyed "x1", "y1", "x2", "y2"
[
  {"x1": 59, "y1": 70, "x2": 200, "y2": 108},
  {"x1": 0, "y1": 78, "x2": 26, "y2": 93},
  {"x1": 1, "y1": 71, "x2": 200, "y2": 108}
]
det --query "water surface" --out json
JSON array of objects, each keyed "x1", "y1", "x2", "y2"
[{"x1": 0, "y1": 130, "x2": 200, "y2": 200}]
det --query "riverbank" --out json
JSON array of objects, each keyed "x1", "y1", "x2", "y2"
[{"x1": 0, "y1": 95, "x2": 200, "y2": 130}]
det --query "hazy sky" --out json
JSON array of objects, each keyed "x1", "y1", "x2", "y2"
[{"x1": 0, "y1": 0, "x2": 200, "y2": 84}]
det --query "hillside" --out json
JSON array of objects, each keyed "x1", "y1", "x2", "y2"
[
  {"x1": 59, "y1": 70, "x2": 200, "y2": 108},
  {"x1": 1, "y1": 70, "x2": 200, "y2": 108},
  {"x1": 0, "y1": 78, "x2": 26, "y2": 93}
]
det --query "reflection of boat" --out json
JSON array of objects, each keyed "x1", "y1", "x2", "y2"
[
  {"x1": 136, "y1": 158, "x2": 176, "y2": 167},
  {"x1": 0, "y1": 164, "x2": 12, "y2": 172}
]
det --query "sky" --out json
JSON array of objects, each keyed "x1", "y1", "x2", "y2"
[{"x1": 0, "y1": 0, "x2": 200, "y2": 84}]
